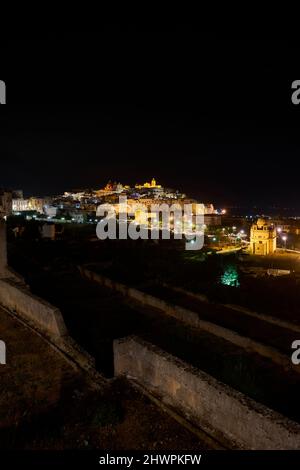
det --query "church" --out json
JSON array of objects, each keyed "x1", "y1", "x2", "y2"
[{"x1": 250, "y1": 218, "x2": 277, "y2": 255}]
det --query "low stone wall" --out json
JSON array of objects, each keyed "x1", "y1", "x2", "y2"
[
  {"x1": 0, "y1": 278, "x2": 67, "y2": 337},
  {"x1": 114, "y1": 336, "x2": 300, "y2": 450},
  {"x1": 79, "y1": 267, "x2": 296, "y2": 372},
  {"x1": 0, "y1": 220, "x2": 8, "y2": 277},
  {"x1": 161, "y1": 282, "x2": 300, "y2": 335}
]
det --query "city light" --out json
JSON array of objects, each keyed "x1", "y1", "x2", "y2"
[
  {"x1": 2, "y1": 37, "x2": 300, "y2": 461},
  {"x1": 282, "y1": 235, "x2": 287, "y2": 249}
]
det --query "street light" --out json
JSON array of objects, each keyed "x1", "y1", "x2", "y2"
[{"x1": 282, "y1": 235, "x2": 287, "y2": 250}]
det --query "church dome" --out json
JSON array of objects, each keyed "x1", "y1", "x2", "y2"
[{"x1": 256, "y1": 218, "x2": 267, "y2": 227}]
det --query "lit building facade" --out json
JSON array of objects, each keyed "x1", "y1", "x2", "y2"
[
  {"x1": 12, "y1": 197, "x2": 46, "y2": 214},
  {"x1": 135, "y1": 178, "x2": 162, "y2": 190},
  {"x1": 250, "y1": 218, "x2": 277, "y2": 255},
  {"x1": 28, "y1": 197, "x2": 45, "y2": 213},
  {"x1": 12, "y1": 198, "x2": 29, "y2": 212}
]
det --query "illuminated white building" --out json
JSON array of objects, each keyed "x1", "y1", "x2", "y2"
[
  {"x1": 12, "y1": 198, "x2": 29, "y2": 212},
  {"x1": 12, "y1": 197, "x2": 46, "y2": 214}
]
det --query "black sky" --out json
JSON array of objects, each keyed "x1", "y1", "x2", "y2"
[{"x1": 2, "y1": 32, "x2": 300, "y2": 210}]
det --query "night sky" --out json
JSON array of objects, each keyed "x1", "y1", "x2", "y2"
[{"x1": 2, "y1": 33, "x2": 300, "y2": 210}]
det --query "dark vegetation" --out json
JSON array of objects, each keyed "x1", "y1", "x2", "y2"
[{"x1": 6, "y1": 219, "x2": 300, "y2": 423}]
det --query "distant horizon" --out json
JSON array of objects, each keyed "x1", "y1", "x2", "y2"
[
  {"x1": 6, "y1": 183, "x2": 300, "y2": 218},
  {"x1": 4, "y1": 39, "x2": 300, "y2": 215}
]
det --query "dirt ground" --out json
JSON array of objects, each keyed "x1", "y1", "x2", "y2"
[{"x1": 0, "y1": 307, "x2": 212, "y2": 450}]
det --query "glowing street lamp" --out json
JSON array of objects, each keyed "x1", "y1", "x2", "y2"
[{"x1": 282, "y1": 235, "x2": 287, "y2": 250}]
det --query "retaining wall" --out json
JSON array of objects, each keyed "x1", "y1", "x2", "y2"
[
  {"x1": 0, "y1": 278, "x2": 67, "y2": 337},
  {"x1": 0, "y1": 220, "x2": 7, "y2": 277},
  {"x1": 114, "y1": 336, "x2": 300, "y2": 450},
  {"x1": 79, "y1": 267, "x2": 296, "y2": 372}
]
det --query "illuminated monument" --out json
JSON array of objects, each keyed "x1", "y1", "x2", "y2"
[
  {"x1": 250, "y1": 218, "x2": 277, "y2": 255},
  {"x1": 135, "y1": 178, "x2": 162, "y2": 190}
]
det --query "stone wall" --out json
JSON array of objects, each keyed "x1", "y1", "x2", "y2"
[
  {"x1": 0, "y1": 229, "x2": 101, "y2": 374},
  {"x1": 0, "y1": 278, "x2": 67, "y2": 337},
  {"x1": 0, "y1": 219, "x2": 7, "y2": 277},
  {"x1": 79, "y1": 267, "x2": 296, "y2": 373},
  {"x1": 114, "y1": 336, "x2": 300, "y2": 450}
]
